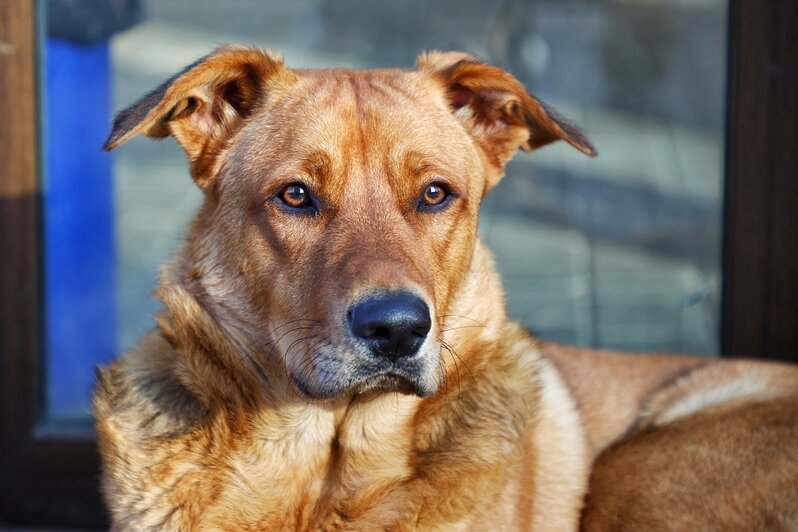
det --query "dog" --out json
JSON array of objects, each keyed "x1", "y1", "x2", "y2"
[{"x1": 95, "y1": 46, "x2": 798, "y2": 530}]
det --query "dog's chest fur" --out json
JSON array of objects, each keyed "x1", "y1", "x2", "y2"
[{"x1": 216, "y1": 395, "x2": 421, "y2": 529}]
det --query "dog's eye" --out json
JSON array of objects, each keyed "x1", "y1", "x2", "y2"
[
  {"x1": 421, "y1": 184, "x2": 449, "y2": 208},
  {"x1": 279, "y1": 184, "x2": 312, "y2": 209}
]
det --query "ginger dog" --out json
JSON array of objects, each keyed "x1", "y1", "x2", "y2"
[{"x1": 95, "y1": 47, "x2": 798, "y2": 530}]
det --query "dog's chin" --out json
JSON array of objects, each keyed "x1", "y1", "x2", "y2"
[
  {"x1": 352, "y1": 373, "x2": 419, "y2": 396},
  {"x1": 292, "y1": 371, "x2": 435, "y2": 401}
]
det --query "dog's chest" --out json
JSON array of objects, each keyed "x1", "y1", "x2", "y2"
[{"x1": 202, "y1": 397, "x2": 419, "y2": 529}]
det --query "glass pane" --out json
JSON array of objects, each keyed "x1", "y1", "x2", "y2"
[{"x1": 43, "y1": 0, "x2": 725, "y2": 423}]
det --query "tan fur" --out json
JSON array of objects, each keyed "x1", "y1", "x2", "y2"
[
  {"x1": 582, "y1": 394, "x2": 798, "y2": 531},
  {"x1": 95, "y1": 47, "x2": 798, "y2": 531},
  {"x1": 543, "y1": 343, "x2": 798, "y2": 530}
]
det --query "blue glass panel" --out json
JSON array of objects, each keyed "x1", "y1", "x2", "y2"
[{"x1": 45, "y1": 37, "x2": 116, "y2": 421}]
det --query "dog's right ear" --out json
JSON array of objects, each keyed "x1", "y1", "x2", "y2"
[
  {"x1": 104, "y1": 46, "x2": 289, "y2": 187},
  {"x1": 418, "y1": 51, "x2": 595, "y2": 191}
]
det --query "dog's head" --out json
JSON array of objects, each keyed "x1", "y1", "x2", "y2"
[{"x1": 106, "y1": 46, "x2": 594, "y2": 402}]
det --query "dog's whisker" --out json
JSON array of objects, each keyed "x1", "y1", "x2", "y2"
[
  {"x1": 439, "y1": 341, "x2": 463, "y2": 419},
  {"x1": 437, "y1": 314, "x2": 487, "y2": 327},
  {"x1": 212, "y1": 319, "x2": 321, "y2": 398},
  {"x1": 442, "y1": 342, "x2": 462, "y2": 401},
  {"x1": 440, "y1": 324, "x2": 488, "y2": 333},
  {"x1": 263, "y1": 326, "x2": 318, "y2": 366},
  {"x1": 440, "y1": 338, "x2": 476, "y2": 384},
  {"x1": 282, "y1": 335, "x2": 318, "y2": 359},
  {"x1": 293, "y1": 338, "x2": 327, "y2": 373},
  {"x1": 202, "y1": 318, "x2": 276, "y2": 390},
  {"x1": 281, "y1": 335, "x2": 318, "y2": 376},
  {"x1": 422, "y1": 351, "x2": 458, "y2": 426},
  {"x1": 283, "y1": 336, "x2": 324, "y2": 403},
  {"x1": 230, "y1": 336, "x2": 272, "y2": 387},
  {"x1": 292, "y1": 338, "x2": 329, "y2": 388},
  {"x1": 268, "y1": 318, "x2": 321, "y2": 336},
  {"x1": 438, "y1": 353, "x2": 456, "y2": 425},
  {"x1": 294, "y1": 341, "x2": 332, "y2": 405}
]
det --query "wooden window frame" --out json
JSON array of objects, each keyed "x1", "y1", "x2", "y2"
[
  {"x1": 721, "y1": 0, "x2": 798, "y2": 361},
  {"x1": 1, "y1": 0, "x2": 795, "y2": 527},
  {"x1": 0, "y1": 1, "x2": 107, "y2": 528}
]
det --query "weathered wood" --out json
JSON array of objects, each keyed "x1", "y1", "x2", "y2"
[
  {"x1": 0, "y1": 1, "x2": 107, "y2": 527},
  {"x1": 723, "y1": 0, "x2": 798, "y2": 360},
  {"x1": 0, "y1": 0, "x2": 39, "y2": 450}
]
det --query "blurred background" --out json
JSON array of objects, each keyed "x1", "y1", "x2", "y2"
[{"x1": 43, "y1": 0, "x2": 726, "y2": 424}]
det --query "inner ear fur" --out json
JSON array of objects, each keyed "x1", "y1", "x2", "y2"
[
  {"x1": 104, "y1": 45, "x2": 289, "y2": 187},
  {"x1": 418, "y1": 51, "x2": 596, "y2": 186}
]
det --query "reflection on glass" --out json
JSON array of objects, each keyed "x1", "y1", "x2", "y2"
[{"x1": 44, "y1": 0, "x2": 725, "y2": 422}]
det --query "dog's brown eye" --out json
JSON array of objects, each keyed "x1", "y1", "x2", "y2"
[
  {"x1": 422, "y1": 184, "x2": 448, "y2": 207},
  {"x1": 280, "y1": 184, "x2": 310, "y2": 208}
]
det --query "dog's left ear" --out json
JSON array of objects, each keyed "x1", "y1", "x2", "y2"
[
  {"x1": 104, "y1": 45, "x2": 289, "y2": 187},
  {"x1": 418, "y1": 51, "x2": 596, "y2": 188}
]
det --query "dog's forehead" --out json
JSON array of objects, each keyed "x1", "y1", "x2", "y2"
[
  {"x1": 289, "y1": 67, "x2": 445, "y2": 113},
  {"x1": 230, "y1": 67, "x2": 478, "y2": 184}
]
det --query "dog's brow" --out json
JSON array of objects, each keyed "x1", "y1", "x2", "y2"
[
  {"x1": 301, "y1": 151, "x2": 332, "y2": 177},
  {"x1": 402, "y1": 151, "x2": 439, "y2": 174}
]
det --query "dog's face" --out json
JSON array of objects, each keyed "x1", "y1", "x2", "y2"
[{"x1": 106, "y1": 47, "x2": 594, "y2": 401}]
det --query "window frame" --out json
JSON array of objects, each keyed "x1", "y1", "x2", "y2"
[
  {"x1": 721, "y1": 0, "x2": 798, "y2": 361},
  {"x1": 1, "y1": 0, "x2": 795, "y2": 527},
  {"x1": 0, "y1": 1, "x2": 107, "y2": 528}
]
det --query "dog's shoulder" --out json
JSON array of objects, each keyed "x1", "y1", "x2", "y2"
[
  {"x1": 94, "y1": 329, "x2": 207, "y2": 440},
  {"x1": 469, "y1": 324, "x2": 591, "y2": 531},
  {"x1": 93, "y1": 331, "x2": 222, "y2": 528}
]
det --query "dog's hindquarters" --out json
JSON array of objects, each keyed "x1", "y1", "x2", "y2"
[{"x1": 543, "y1": 344, "x2": 798, "y2": 530}]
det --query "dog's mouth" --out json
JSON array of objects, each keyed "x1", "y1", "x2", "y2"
[
  {"x1": 284, "y1": 338, "x2": 441, "y2": 401},
  {"x1": 291, "y1": 367, "x2": 434, "y2": 401},
  {"x1": 351, "y1": 372, "x2": 420, "y2": 396}
]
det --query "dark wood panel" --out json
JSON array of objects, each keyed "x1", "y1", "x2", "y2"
[
  {"x1": 0, "y1": 437, "x2": 106, "y2": 527},
  {"x1": 0, "y1": 1, "x2": 108, "y2": 528},
  {"x1": 0, "y1": 0, "x2": 39, "y2": 448},
  {"x1": 723, "y1": 0, "x2": 798, "y2": 360}
]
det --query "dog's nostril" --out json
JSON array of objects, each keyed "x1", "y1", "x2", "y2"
[
  {"x1": 348, "y1": 291, "x2": 431, "y2": 360},
  {"x1": 373, "y1": 326, "x2": 391, "y2": 339}
]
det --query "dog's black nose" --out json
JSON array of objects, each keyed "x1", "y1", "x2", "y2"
[{"x1": 348, "y1": 291, "x2": 431, "y2": 360}]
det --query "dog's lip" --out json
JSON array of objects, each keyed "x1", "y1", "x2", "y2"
[
  {"x1": 350, "y1": 368, "x2": 436, "y2": 398},
  {"x1": 292, "y1": 374, "x2": 325, "y2": 399},
  {"x1": 352, "y1": 372, "x2": 420, "y2": 396},
  {"x1": 291, "y1": 368, "x2": 431, "y2": 400}
]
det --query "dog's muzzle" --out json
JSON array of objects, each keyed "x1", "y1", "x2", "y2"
[{"x1": 289, "y1": 291, "x2": 437, "y2": 400}]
